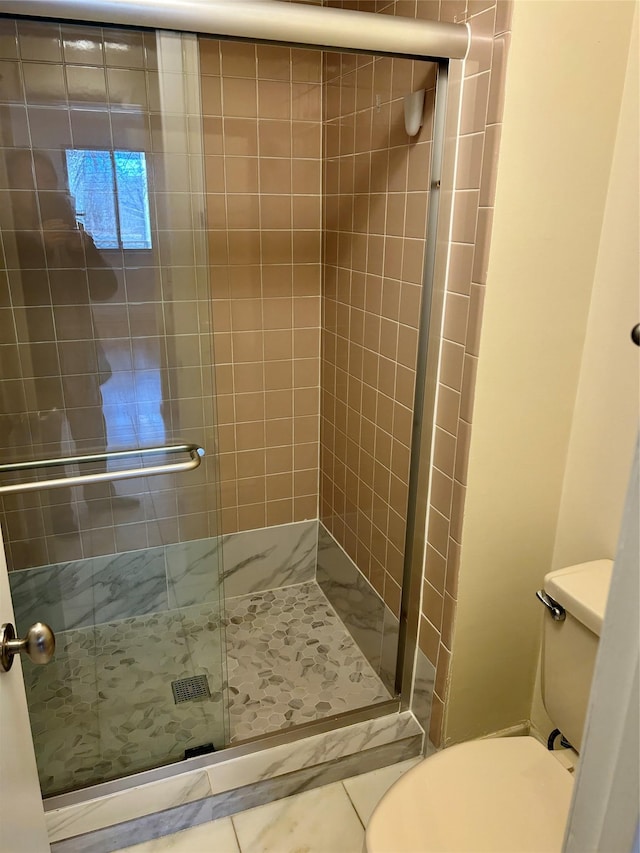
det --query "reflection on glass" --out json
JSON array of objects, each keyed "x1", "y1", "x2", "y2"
[
  {"x1": 65, "y1": 149, "x2": 152, "y2": 250},
  {"x1": 65, "y1": 149, "x2": 118, "y2": 248},
  {"x1": 2, "y1": 136, "x2": 169, "y2": 538},
  {"x1": 5, "y1": 148, "x2": 142, "y2": 529},
  {"x1": 0, "y1": 22, "x2": 216, "y2": 567}
]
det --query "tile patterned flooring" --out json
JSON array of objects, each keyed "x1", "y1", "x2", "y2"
[
  {"x1": 225, "y1": 582, "x2": 390, "y2": 742},
  {"x1": 25, "y1": 602, "x2": 228, "y2": 796},
  {"x1": 27, "y1": 582, "x2": 390, "y2": 796},
  {"x1": 115, "y1": 758, "x2": 422, "y2": 853}
]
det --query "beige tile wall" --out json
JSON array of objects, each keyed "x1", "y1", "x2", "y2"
[
  {"x1": 199, "y1": 39, "x2": 323, "y2": 534},
  {"x1": 0, "y1": 21, "x2": 218, "y2": 569},
  {"x1": 321, "y1": 0, "x2": 512, "y2": 747},
  {"x1": 319, "y1": 44, "x2": 437, "y2": 618},
  {"x1": 417, "y1": 0, "x2": 513, "y2": 747}
]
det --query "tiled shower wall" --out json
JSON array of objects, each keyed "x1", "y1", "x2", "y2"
[
  {"x1": 319, "y1": 46, "x2": 436, "y2": 619},
  {"x1": 0, "y1": 22, "x2": 218, "y2": 571},
  {"x1": 319, "y1": 0, "x2": 512, "y2": 747},
  {"x1": 418, "y1": 0, "x2": 512, "y2": 746},
  {"x1": 199, "y1": 39, "x2": 323, "y2": 535}
]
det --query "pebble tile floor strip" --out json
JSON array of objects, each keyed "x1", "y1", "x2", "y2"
[
  {"x1": 25, "y1": 581, "x2": 390, "y2": 796},
  {"x1": 225, "y1": 582, "x2": 390, "y2": 742}
]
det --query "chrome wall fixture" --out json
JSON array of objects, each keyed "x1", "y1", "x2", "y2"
[{"x1": 0, "y1": 444, "x2": 205, "y2": 495}]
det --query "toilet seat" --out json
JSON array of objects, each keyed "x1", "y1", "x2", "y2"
[{"x1": 366, "y1": 736, "x2": 574, "y2": 853}]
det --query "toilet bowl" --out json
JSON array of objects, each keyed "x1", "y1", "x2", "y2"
[
  {"x1": 367, "y1": 736, "x2": 573, "y2": 852},
  {"x1": 366, "y1": 560, "x2": 613, "y2": 853}
]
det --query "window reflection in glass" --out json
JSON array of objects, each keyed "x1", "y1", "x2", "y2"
[{"x1": 65, "y1": 149, "x2": 152, "y2": 250}]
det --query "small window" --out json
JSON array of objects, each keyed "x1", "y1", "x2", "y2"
[{"x1": 65, "y1": 149, "x2": 152, "y2": 250}]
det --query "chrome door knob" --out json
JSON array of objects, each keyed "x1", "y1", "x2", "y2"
[{"x1": 0, "y1": 622, "x2": 55, "y2": 672}]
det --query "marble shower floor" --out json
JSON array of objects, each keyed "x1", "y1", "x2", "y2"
[{"x1": 27, "y1": 582, "x2": 390, "y2": 797}]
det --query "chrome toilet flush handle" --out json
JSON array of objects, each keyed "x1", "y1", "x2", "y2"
[
  {"x1": 0, "y1": 622, "x2": 56, "y2": 672},
  {"x1": 535, "y1": 590, "x2": 566, "y2": 622}
]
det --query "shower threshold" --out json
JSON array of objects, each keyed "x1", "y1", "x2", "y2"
[{"x1": 46, "y1": 702, "x2": 418, "y2": 850}]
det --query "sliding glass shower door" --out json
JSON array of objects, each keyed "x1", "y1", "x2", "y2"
[{"x1": 0, "y1": 19, "x2": 227, "y2": 795}]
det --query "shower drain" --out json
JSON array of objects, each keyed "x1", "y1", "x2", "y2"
[{"x1": 171, "y1": 675, "x2": 211, "y2": 704}]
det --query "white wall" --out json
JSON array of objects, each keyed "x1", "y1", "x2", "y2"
[
  {"x1": 531, "y1": 8, "x2": 639, "y2": 738},
  {"x1": 444, "y1": 0, "x2": 637, "y2": 744},
  {"x1": 551, "y1": 14, "x2": 639, "y2": 573}
]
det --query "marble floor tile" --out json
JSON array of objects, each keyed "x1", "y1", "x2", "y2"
[
  {"x1": 342, "y1": 757, "x2": 423, "y2": 825},
  {"x1": 46, "y1": 770, "x2": 212, "y2": 844},
  {"x1": 115, "y1": 815, "x2": 239, "y2": 852},
  {"x1": 232, "y1": 782, "x2": 365, "y2": 853},
  {"x1": 108, "y1": 760, "x2": 423, "y2": 853}
]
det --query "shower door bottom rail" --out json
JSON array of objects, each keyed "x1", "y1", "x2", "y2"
[{"x1": 0, "y1": 443, "x2": 205, "y2": 495}]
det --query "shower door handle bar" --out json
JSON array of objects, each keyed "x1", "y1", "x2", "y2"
[{"x1": 0, "y1": 443, "x2": 205, "y2": 495}]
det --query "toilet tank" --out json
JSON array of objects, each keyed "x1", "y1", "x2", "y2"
[{"x1": 540, "y1": 560, "x2": 613, "y2": 751}]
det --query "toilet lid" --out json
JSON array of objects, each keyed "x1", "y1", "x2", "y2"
[{"x1": 366, "y1": 737, "x2": 574, "y2": 853}]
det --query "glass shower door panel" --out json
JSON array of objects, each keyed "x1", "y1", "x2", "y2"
[{"x1": 0, "y1": 20, "x2": 227, "y2": 795}]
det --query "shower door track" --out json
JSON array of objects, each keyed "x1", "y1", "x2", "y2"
[{"x1": 45, "y1": 699, "x2": 401, "y2": 809}]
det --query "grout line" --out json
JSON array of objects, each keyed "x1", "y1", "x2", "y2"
[
  {"x1": 340, "y1": 778, "x2": 368, "y2": 832},
  {"x1": 229, "y1": 811, "x2": 243, "y2": 853}
]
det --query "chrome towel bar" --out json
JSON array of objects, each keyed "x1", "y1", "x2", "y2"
[{"x1": 0, "y1": 443, "x2": 205, "y2": 495}]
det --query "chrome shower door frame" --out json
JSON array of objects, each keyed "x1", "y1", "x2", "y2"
[
  {"x1": 43, "y1": 54, "x2": 463, "y2": 814},
  {"x1": 0, "y1": 0, "x2": 468, "y2": 824}
]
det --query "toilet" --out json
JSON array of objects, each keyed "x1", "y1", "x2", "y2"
[{"x1": 366, "y1": 560, "x2": 613, "y2": 853}]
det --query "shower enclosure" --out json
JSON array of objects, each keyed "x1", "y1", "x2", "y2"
[{"x1": 0, "y1": 2, "x2": 465, "y2": 828}]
